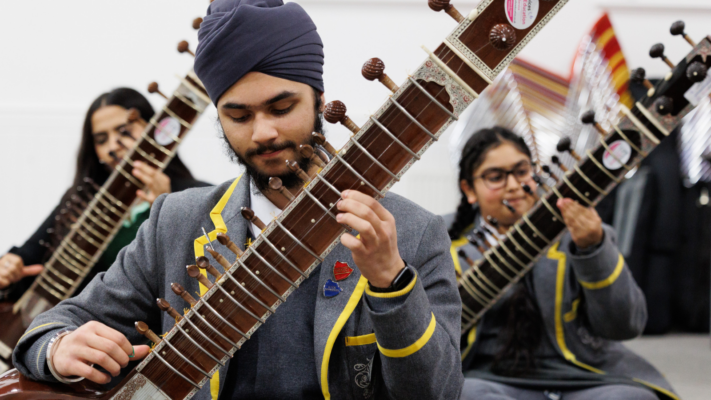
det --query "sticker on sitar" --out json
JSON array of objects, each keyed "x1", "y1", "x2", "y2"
[
  {"x1": 602, "y1": 140, "x2": 632, "y2": 170},
  {"x1": 505, "y1": 0, "x2": 539, "y2": 30},
  {"x1": 154, "y1": 117, "x2": 181, "y2": 146}
]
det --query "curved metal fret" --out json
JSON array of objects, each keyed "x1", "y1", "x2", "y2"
[
  {"x1": 83, "y1": 211, "x2": 113, "y2": 233},
  {"x1": 214, "y1": 283, "x2": 266, "y2": 324},
  {"x1": 179, "y1": 317, "x2": 232, "y2": 358},
  {"x1": 635, "y1": 102, "x2": 670, "y2": 137},
  {"x1": 599, "y1": 139, "x2": 632, "y2": 171},
  {"x1": 161, "y1": 338, "x2": 211, "y2": 378},
  {"x1": 461, "y1": 302, "x2": 477, "y2": 319},
  {"x1": 562, "y1": 175, "x2": 594, "y2": 206},
  {"x1": 348, "y1": 139, "x2": 399, "y2": 181},
  {"x1": 483, "y1": 252, "x2": 513, "y2": 281},
  {"x1": 369, "y1": 117, "x2": 420, "y2": 160},
  {"x1": 56, "y1": 250, "x2": 87, "y2": 274},
  {"x1": 334, "y1": 153, "x2": 386, "y2": 198},
  {"x1": 221, "y1": 269, "x2": 277, "y2": 313},
  {"x1": 274, "y1": 220, "x2": 323, "y2": 263},
  {"x1": 315, "y1": 175, "x2": 342, "y2": 197},
  {"x1": 302, "y1": 188, "x2": 338, "y2": 221},
  {"x1": 620, "y1": 104, "x2": 659, "y2": 144},
  {"x1": 586, "y1": 150, "x2": 621, "y2": 183},
  {"x1": 115, "y1": 164, "x2": 144, "y2": 188},
  {"x1": 89, "y1": 207, "x2": 116, "y2": 225},
  {"x1": 80, "y1": 220, "x2": 107, "y2": 241},
  {"x1": 151, "y1": 350, "x2": 200, "y2": 389},
  {"x1": 199, "y1": 300, "x2": 250, "y2": 340},
  {"x1": 37, "y1": 279, "x2": 65, "y2": 299},
  {"x1": 495, "y1": 239, "x2": 527, "y2": 269},
  {"x1": 613, "y1": 125, "x2": 647, "y2": 156},
  {"x1": 97, "y1": 187, "x2": 127, "y2": 211},
  {"x1": 175, "y1": 324, "x2": 225, "y2": 366},
  {"x1": 573, "y1": 165, "x2": 608, "y2": 196},
  {"x1": 94, "y1": 195, "x2": 123, "y2": 218},
  {"x1": 514, "y1": 223, "x2": 543, "y2": 253},
  {"x1": 191, "y1": 311, "x2": 240, "y2": 348},
  {"x1": 459, "y1": 279, "x2": 489, "y2": 306},
  {"x1": 161, "y1": 107, "x2": 192, "y2": 132},
  {"x1": 142, "y1": 132, "x2": 173, "y2": 156},
  {"x1": 540, "y1": 197, "x2": 564, "y2": 222},
  {"x1": 63, "y1": 242, "x2": 92, "y2": 264},
  {"x1": 506, "y1": 231, "x2": 535, "y2": 260},
  {"x1": 388, "y1": 97, "x2": 437, "y2": 141},
  {"x1": 465, "y1": 271, "x2": 496, "y2": 298},
  {"x1": 44, "y1": 264, "x2": 74, "y2": 285},
  {"x1": 134, "y1": 146, "x2": 166, "y2": 169},
  {"x1": 407, "y1": 77, "x2": 457, "y2": 119},
  {"x1": 522, "y1": 215, "x2": 551, "y2": 244},
  {"x1": 75, "y1": 228, "x2": 100, "y2": 247},
  {"x1": 249, "y1": 248, "x2": 298, "y2": 289},
  {"x1": 237, "y1": 259, "x2": 287, "y2": 302},
  {"x1": 472, "y1": 266, "x2": 500, "y2": 292},
  {"x1": 489, "y1": 247, "x2": 520, "y2": 275},
  {"x1": 42, "y1": 272, "x2": 69, "y2": 293},
  {"x1": 261, "y1": 236, "x2": 308, "y2": 278}
]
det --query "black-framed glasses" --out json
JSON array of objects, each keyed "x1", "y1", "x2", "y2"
[{"x1": 473, "y1": 161, "x2": 534, "y2": 190}]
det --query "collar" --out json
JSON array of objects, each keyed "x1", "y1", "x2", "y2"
[{"x1": 249, "y1": 180, "x2": 282, "y2": 238}]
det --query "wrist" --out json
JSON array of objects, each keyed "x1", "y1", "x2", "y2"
[
  {"x1": 368, "y1": 259, "x2": 406, "y2": 289},
  {"x1": 47, "y1": 328, "x2": 85, "y2": 384},
  {"x1": 368, "y1": 262, "x2": 415, "y2": 293}
]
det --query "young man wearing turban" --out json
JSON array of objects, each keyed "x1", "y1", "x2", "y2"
[{"x1": 12, "y1": 1, "x2": 463, "y2": 399}]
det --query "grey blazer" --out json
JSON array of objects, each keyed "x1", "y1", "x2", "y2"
[
  {"x1": 445, "y1": 214, "x2": 678, "y2": 400},
  {"x1": 14, "y1": 176, "x2": 463, "y2": 400}
]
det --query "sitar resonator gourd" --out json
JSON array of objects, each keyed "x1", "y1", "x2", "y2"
[{"x1": 0, "y1": 1, "x2": 576, "y2": 398}]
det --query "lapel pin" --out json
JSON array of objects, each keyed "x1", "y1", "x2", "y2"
[
  {"x1": 323, "y1": 279, "x2": 343, "y2": 298},
  {"x1": 333, "y1": 261, "x2": 354, "y2": 282}
]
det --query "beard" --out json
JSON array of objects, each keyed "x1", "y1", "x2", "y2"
[{"x1": 219, "y1": 111, "x2": 325, "y2": 193}]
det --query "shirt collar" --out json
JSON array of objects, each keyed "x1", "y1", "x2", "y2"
[{"x1": 249, "y1": 180, "x2": 282, "y2": 238}]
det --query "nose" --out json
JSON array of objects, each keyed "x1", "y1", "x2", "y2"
[
  {"x1": 252, "y1": 113, "x2": 279, "y2": 145},
  {"x1": 505, "y1": 172, "x2": 520, "y2": 191}
]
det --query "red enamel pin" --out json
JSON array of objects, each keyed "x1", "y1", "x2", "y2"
[{"x1": 333, "y1": 261, "x2": 354, "y2": 282}]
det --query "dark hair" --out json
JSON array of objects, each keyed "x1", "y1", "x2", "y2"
[{"x1": 448, "y1": 126, "x2": 531, "y2": 240}]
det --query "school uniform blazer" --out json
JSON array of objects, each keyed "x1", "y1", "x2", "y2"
[
  {"x1": 13, "y1": 176, "x2": 463, "y2": 400},
  {"x1": 445, "y1": 214, "x2": 678, "y2": 400}
]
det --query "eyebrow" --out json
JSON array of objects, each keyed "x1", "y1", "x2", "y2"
[
  {"x1": 221, "y1": 91, "x2": 297, "y2": 111},
  {"x1": 481, "y1": 160, "x2": 529, "y2": 173},
  {"x1": 93, "y1": 123, "x2": 128, "y2": 136}
]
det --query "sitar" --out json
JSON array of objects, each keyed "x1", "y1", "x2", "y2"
[
  {"x1": 457, "y1": 22, "x2": 711, "y2": 334},
  {"x1": 0, "y1": 0, "x2": 572, "y2": 398},
  {"x1": 0, "y1": 28, "x2": 211, "y2": 373}
]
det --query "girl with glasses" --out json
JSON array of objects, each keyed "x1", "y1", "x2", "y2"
[{"x1": 448, "y1": 127, "x2": 676, "y2": 400}]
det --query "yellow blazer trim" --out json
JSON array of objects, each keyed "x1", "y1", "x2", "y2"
[
  {"x1": 19, "y1": 322, "x2": 64, "y2": 341},
  {"x1": 191, "y1": 175, "x2": 242, "y2": 400},
  {"x1": 632, "y1": 378, "x2": 681, "y2": 400},
  {"x1": 377, "y1": 313, "x2": 436, "y2": 358},
  {"x1": 564, "y1": 298, "x2": 580, "y2": 323},
  {"x1": 578, "y1": 254, "x2": 625, "y2": 290},
  {"x1": 460, "y1": 326, "x2": 477, "y2": 361},
  {"x1": 345, "y1": 333, "x2": 377, "y2": 347},
  {"x1": 450, "y1": 237, "x2": 469, "y2": 277},
  {"x1": 547, "y1": 243, "x2": 605, "y2": 374},
  {"x1": 365, "y1": 275, "x2": 417, "y2": 298},
  {"x1": 321, "y1": 276, "x2": 369, "y2": 400}
]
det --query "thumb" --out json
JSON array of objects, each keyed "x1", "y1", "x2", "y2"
[
  {"x1": 131, "y1": 345, "x2": 151, "y2": 360},
  {"x1": 21, "y1": 264, "x2": 44, "y2": 277}
]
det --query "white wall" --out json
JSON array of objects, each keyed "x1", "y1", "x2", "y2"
[{"x1": 1, "y1": 0, "x2": 709, "y2": 250}]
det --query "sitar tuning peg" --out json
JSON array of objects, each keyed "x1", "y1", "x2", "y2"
[
  {"x1": 192, "y1": 17, "x2": 203, "y2": 30},
  {"x1": 157, "y1": 298, "x2": 182, "y2": 321},
  {"x1": 551, "y1": 155, "x2": 569, "y2": 173},
  {"x1": 474, "y1": 230, "x2": 491, "y2": 250},
  {"x1": 362, "y1": 58, "x2": 399, "y2": 93},
  {"x1": 83, "y1": 177, "x2": 101, "y2": 192},
  {"x1": 241, "y1": 207, "x2": 267, "y2": 231},
  {"x1": 655, "y1": 97, "x2": 674, "y2": 116},
  {"x1": 428, "y1": 0, "x2": 464, "y2": 23},
  {"x1": 299, "y1": 144, "x2": 326, "y2": 168},
  {"x1": 580, "y1": 111, "x2": 607, "y2": 136},
  {"x1": 486, "y1": 215, "x2": 499, "y2": 229},
  {"x1": 556, "y1": 137, "x2": 581, "y2": 162},
  {"x1": 686, "y1": 61, "x2": 708, "y2": 83},
  {"x1": 177, "y1": 40, "x2": 195, "y2": 57},
  {"x1": 39, "y1": 239, "x2": 56, "y2": 253},
  {"x1": 649, "y1": 43, "x2": 675, "y2": 69},
  {"x1": 135, "y1": 321, "x2": 162, "y2": 345},
  {"x1": 147, "y1": 82, "x2": 168, "y2": 100},
  {"x1": 287, "y1": 160, "x2": 313, "y2": 181},
  {"x1": 631, "y1": 68, "x2": 655, "y2": 97},
  {"x1": 216, "y1": 233, "x2": 243, "y2": 257},
  {"x1": 171, "y1": 282, "x2": 197, "y2": 307},
  {"x1": 670, "y1": 20, "x2": 696, "y2": 47},
  {"x1": 269, "y1": 177, "x2": 295, "y2": 202},
  {"x1": 521, "y1": 183, "x2": 539, "y2": 201},
  {"x1": 457, "y1": 249, "x2": 475, "y2": 268},
  {"x1": 312, "y1": 132, "x2": 337, "y2": 157},
  {"x1": 187, "y1": 264, "x2": 214, "y2": 289},
  {"x1": 541, "y1": 165, "x2": 559, "y2": 183},
  {"x1": 324, "y1": 101, "x2": 360, "y2": 135},
  {"x1": 465, "y1": 234, "x2": 487, "y2": 254},
  {"x1": 501, "y1": 200, "x2": 516, "y2": 214},
  {"x1": 196, "y1": 256, "x2": 224, "y2": 278},
  {"x1": 532, "y1": 174, "x2": 551, "y2": 192}
]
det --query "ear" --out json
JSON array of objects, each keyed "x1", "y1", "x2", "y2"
[
  {"x1": 319, "y1": 92, "x2": 326, "y2": 113},
  {"x1": 460, "y1": 180, "x2": 477, "y2": 205}
]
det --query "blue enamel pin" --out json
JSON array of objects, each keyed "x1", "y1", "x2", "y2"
[{"x1": 323, "y1": 279, "x2": 343, "y2": 298}]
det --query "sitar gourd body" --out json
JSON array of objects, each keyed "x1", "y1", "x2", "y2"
[{"x1": 0, "y1": 0, "x2": 573, "y2": 398}]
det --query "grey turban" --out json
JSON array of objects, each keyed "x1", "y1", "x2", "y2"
[{"x1": 195, "y1": 0, "x2": 325, "y2": 103}]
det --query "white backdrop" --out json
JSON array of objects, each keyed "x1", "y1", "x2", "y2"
[{"x1": 1, "y1": 0, "x2": 709, "y2": 250}]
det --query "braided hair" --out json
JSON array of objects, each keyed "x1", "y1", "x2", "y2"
[{"x1": 448, "y1": 127, "x2": 531, "y2": 240}]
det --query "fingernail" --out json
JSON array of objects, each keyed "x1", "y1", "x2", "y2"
[
  {"x1": 342, "y1": 190, "x2": 349, "y2": 198},
  {"x1": 336, "y1": 213, "x2": 343, "y2": 222}
]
